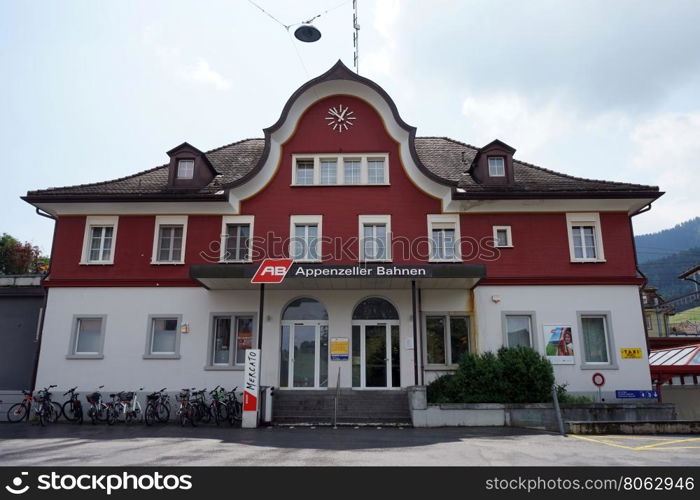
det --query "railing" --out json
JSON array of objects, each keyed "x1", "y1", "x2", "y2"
[{"x1": 332, "y1": 367, "x2": 341, "y2": 429}]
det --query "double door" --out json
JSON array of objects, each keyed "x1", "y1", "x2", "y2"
[
  {"x1": 280, "y1": 322, "x2": 328, "y2": 388},
  {"x1": 352, "y1": 322, "x2": 400, "y2": 388}
]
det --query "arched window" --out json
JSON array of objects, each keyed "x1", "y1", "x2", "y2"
[
  {"x1": 282, "y1": 297, "x2": 328, "y2": 321},
  {"x1": 352, "y1": 297, "x2": 399, "y2": 320}
]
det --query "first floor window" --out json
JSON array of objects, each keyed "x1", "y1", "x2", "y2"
[
  {"x1": 505, "y1": 315, "x2": 533, "y2": 348},
  {"x1": 425, "y1": 314, "x2": 470, "y2": 365},
  {"x1": 367, "y1": 159, "x2": 386, "y2": 184},
  {"x1": 292, "y1": 223, "x2": 319, "y2": 260},
  {"x1": 572, "y1": 225, "x2": 597, "y2": 259},
  {"x1": 344, "y1": 159, "x2": 361, "y2": 184},
  {"x1": 581, "y1": 315, "x2": 610, "y2": 363},
  {"x1": 431, "y1": 227, "x2": 456, "y2": 260},
  {"x1": 73, "y1": 317, "x2": 104, "y2": 355},
  {"x1": 295, "y1": 160, "x2": 314, "y2": 185},
  {"x1": 149, "y1": 317, "x2": 179, "y2": 355},
  {"x1": 157, "y1": 225, "x2": 184, "y2": 262},
  {"x1": 493, "y1": 226, "x2": 512, "y2": 248},
  {"x1": 88, "y1": 226, "x2": 114, "y2": 262},
  {"x1": 362, "y1": 223, "x2": 388, "y2": 260},
  {"x1": 225, "y1": 224, "x2": 250, "y2": 261},
  {"x1": 212, "y1": 315, "x2": 256, "y2": 366},
  {"x1": 320, "y1": 159, "x2": 337, "y2": 184}
]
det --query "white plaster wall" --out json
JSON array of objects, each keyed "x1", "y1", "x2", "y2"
[
  {"x1": 36, "y1": 287, "x2": 419, "y2": 393},
  {"x1": 473, "y1": 285, "x2": 651, "y2": 395}
]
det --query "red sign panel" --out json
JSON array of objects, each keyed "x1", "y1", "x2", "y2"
[{"x1": 251, "y1": 259, "x2": 294, "y2": 284}]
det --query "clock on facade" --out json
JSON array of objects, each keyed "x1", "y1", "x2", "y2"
[{"x1": 325, "y1": 104, "x2": 356, "y2": 132}]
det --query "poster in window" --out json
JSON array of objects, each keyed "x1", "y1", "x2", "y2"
[{"x1": 542, "y1": 325, "x2": 575, "y2": 365}]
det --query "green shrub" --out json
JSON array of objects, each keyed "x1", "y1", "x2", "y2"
[
  {"x1": 497, "y1": 346, "x2": 554, "y2": 403},
  {"x1": 555, "y1": 383, "x2": 594, "y2": 404},
  {"x1": 426, "y1": 374, "x2": 458, "y2": 404},
  {"x1": 426, "y1": 347, "x2": 555, "y2": 404}
]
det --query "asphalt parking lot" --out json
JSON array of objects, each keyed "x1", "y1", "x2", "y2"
[{"x1": 1, "y1": 424, "x2": 699, "y2": 466}]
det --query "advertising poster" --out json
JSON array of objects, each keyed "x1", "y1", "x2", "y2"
[
  {"x1": 542, "y1": 325, "x2": 576, "y2": 365},
  {"x1": 330, "y1": 338, "x2": 350, "y2": 361}
]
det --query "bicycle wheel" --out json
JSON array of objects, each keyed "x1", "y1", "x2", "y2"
[
  {"x1": 144, "y1": 404, "x2": 156, "y2": 426},
  {"x1": 156, "y1": 403, "x2": 170, "y2": 423},
  {"x1": 75, "y1": 403, "x2": 84, "y2": 424},
  {"x1": 106, "y1": 407, "x2": 117, "y2": 426},
  {"x1": 231, "y1": 400, "x2": 242, "y2": 422},
  {"x1": 188, "y1": 405, "x2": 198, "y2": 427},
  {"x1": 7, "y1": 403, "x2": 28, "y2": 423},
  {"x1": 198, "y1": 403, "x2": 211, "y2": 424},
  {"x1": 47, "y1": 402, "x2": 61, "y2": 423},
  {"x1": 39, "y1": 403, "x2": 50, "y2": 426}
]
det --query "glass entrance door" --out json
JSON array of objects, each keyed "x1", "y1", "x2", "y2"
[
  {"x1": 352, "y1": 322, "x2": 400, "y2": 388},
  {"x1": 280, "y1": 323, "x2": 329, "y2": 388}
]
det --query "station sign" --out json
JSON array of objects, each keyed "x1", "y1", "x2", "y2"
[{"x1": 615, "y1": 390, "x2": 659, "y2": 399}]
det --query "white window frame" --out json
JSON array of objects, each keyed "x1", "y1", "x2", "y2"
[
  {"x1": 289, "y1": 215, "x2": 323, "y2": 262},
  {"x1": 151, "y1": 215, "x2": 188, "y2": 265},
  {"x1": 206, "y1": 313, "x2": 258, "y2": 370},
  {"x1": 144, "y1": 315, "x2": 182, "y2": 359},
  {"x1": 502, "y1": 312, "x2": 538, "y2": 350},
  {"x1": 176, "y1": 159, "x2": 195, "y2": 179},
  {"x1": 220, "y1": 215, "x2": 254, "y2": 263},
  {"x1": 578, "y1": 311, "x2": 618, "y2": 369},
  {"x1": 488, "y1": 156, "x2": 506, "y2": 177},
  {"x1": 359, "y1": 215, "x2": 392, "y2": 262},
  {"x1": 319, "y1": 158, "x2": 338, "y2": 185},
  {"x1": 291, "y1": 153, "x2": 390, "y2": 186},
  {"x1": 423, "y1": 312, "x2": 471, "y2": 368},
  {"x1": 427, "y1": 214, "x2": 461, "y2": 262},
  {"x1": 566, "y1": 213, "x2": 605, "y2": 263},
  {"x1": 67, "y1": 315, "x2": 107, "y2": 359},
  {"x1": 80, "y1": 216, "x2": 119, "y2": 265},
  {"x1": 493, "y1": 225, "x2": 513, "y2": 248}
]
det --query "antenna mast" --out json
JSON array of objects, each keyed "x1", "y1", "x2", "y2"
[{"x1": 353, "y1": 0, "x2": 360, "y2": 73}]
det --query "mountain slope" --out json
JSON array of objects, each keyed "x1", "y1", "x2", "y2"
[{"x1": 636, "y1": 217, "x2": 700, "y2": 263}]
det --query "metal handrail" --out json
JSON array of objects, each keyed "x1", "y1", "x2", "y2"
[{"x1": 332, "y1": 367, "x2": 341, "y2": 428}]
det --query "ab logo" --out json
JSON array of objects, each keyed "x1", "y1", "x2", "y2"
[{"x1": 251, "y1": 259, "x2": 294, "y2": 284}]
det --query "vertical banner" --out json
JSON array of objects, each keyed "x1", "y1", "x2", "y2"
[{"x1": 242, "y1": 348, "x2": 260, "y2": 428}]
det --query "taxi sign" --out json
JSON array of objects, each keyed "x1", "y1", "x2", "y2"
[{"x1": 620, "y1": 347, "x2": 643, "y2": 359}]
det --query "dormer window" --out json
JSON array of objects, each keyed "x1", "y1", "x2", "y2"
[
  {"x1": 177, "y1": 159, "x2": 195, "y2": 179},
  {"x1": 488, "y1": 157, "x2": 505, "y2": 177}
]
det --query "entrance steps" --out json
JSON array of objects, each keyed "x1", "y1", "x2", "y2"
[{"x1": 272, "y1": 389, "x2": 412, "y2": 426}]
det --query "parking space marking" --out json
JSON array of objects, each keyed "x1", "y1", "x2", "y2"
[{"x1": 571, "y1": 435, "x2": 700, "y2": 451}]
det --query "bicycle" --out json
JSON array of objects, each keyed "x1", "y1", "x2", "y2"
[
  {"x1": 61, "y1": 386, "x2": 84, "y2": 424},
  {"x1": 7, "y1": 391, "x2": 34, "y2": 423},
  {"x1": 34, "y1": 385, "x2": 59, "y2": 426},
  {"x1": 208, "y1": 386, "x2": 228, "y2": 426},
  {"x1": 144, "y1": 388, "x2": 170, "y2": 426},
  {"x1": 86, "y1": 386, "x2": 110, "y2": 425},
  {"x1": 225, "y1": 386, "x2": 243, "y2": 425},
  {"x1": 190, "y1": 388, "x2": 212, "y2": 425},
  {"x1": 114, "y1": 388, "x2": 143, "y2": 424},
  {"x1": 176, "y1": 388, "x2": 197, "y2": 427}
]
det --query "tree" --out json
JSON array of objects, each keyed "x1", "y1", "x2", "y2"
[{"x1": 0, "y1": 233, "x2": 47, "y2": 275}]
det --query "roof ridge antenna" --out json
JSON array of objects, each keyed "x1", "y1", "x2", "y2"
[{"x1": 353, "y1": 0, "x2": 360, "y2": 74}]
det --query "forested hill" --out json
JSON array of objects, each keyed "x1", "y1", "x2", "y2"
[{"x1": 635, "y1": 217, "x2": 700, "y2": 263}]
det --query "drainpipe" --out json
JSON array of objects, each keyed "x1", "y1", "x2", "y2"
[
  {"x1": 411, "y1": 280, "x2": 419, "y2": 386},
  {"x1": 30, "y1": 207, "x2": 57, "y2": 391},
  {"x1": 257, "y1": 284, "x2": 265, "y2": 349},
  {"x1": 630, "y1": 204, "x2": 652, "y2": 349}
]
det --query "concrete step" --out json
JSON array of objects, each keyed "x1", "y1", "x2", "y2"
[{"x1": 272, "y1": 389, "x2": 411, "y2": 425}]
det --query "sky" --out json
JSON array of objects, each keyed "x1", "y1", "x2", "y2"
[{"x1": 1, "y1": 0, "x2": 699, "y2": 253}]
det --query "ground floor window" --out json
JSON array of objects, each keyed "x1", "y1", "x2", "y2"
[
  {"x1": 424, "y1": 314, "x2": 470, "y2": 366},
  {"x1": 144, "y1": 316, "x2": 181, "y2": 359},
  {"x1": 504, "y1": 314, "x2": 534, "y2": 348},
  {"x1": 69, "y1": 316, "x2": 106, "y2": 358},
  {"x1": 211, "y1": 314, "x2": 256, "y2": 367},
  {"x1": 580, "y1": 314, "x2": 611, "y2": 364}
]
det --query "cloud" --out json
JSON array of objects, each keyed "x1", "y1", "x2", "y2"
[
  {"x1": 181, "y1": 58, "x2": 231, "y2": 90},
  {"x1": 629, "y1": 112, "x2": 700, "y2": 233},
  {"x1": 461, "y1": 91, "x2": 574, "y2": 155}
]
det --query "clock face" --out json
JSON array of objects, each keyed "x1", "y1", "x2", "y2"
[{"x1": 325, "y1": 104, "x2": 356, "y2": 132}]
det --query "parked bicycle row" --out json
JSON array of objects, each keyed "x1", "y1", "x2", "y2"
[{"x1": 4, "y1": 385, "x2": 243, "y2": 427}]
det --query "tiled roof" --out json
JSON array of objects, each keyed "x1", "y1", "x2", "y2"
[{"x1": 24, "y1": 137, "x2": 658, "y2": 200}]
